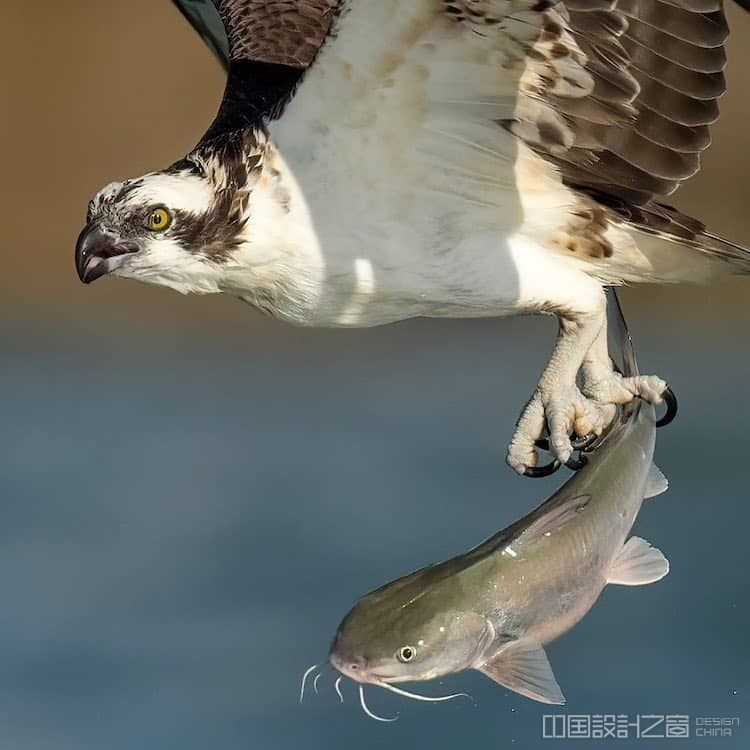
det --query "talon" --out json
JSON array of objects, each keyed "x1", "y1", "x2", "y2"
[
  {"x1": 655, "y1": 386, "x2": 677, "y2": 428},
  {"x1": 523, "y1": 450, "x2": 587, "y2": 477},
  {"x1": 535, "y1": 431, "x2": 596, "y2": 453},
  {"x1": 570, "y1": 432, "x2": 597, "y2": 451},
  {"x1": 508, "y1": 301, "x2": 674, "y2": 479},
  {"x1": 522, "y1": 458, "x2": 561, "y2": 478},
  {"x1": 565, "y1": 453, "x2": 588, "y2": 471}
]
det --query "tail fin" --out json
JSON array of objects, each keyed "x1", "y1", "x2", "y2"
[{"x1": 606, "y1": 289, "x2": 638, "y2": 380}]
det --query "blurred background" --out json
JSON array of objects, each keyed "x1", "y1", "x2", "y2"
[{"x1": 1, "y1": 2, "x2": 749, "y2": 748}]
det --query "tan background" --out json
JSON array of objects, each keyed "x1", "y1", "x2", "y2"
[{"x1": 2, "y1": 2, "x2": 750, "y2": 335}]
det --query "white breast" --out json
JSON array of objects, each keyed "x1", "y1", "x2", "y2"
[{"x1": 250, "y1": 1, "x2": 598, "y2": 327}]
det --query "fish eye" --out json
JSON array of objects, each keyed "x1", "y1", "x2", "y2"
[
  {"x1": 147, "y1": 206, "x2": 172, "y2": 232},
  {"x1": 397, "y1": 645, "x2": 416, "y2": 663}
]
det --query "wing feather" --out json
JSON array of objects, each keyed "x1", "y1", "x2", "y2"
[
  {"x1": 174, "y1": 0, "x2": 340, "y2": 143},
  {"x1": 175, "y1": 0, "x2": 750, "y2": 269},
  {"x1": 537, "y1": 1, "x2": 728, "y2": 197},
  {"x1": 218, "y1": 0, "x2": 339, "y2": 67},
  {"x1": 172, "y1": 0, "x2": 230, "y2": 69},
  {"x1": 177, "y1": 0, "x2": 742, "y2": 209}
]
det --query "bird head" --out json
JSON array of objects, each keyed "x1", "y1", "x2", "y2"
[{"x1": 75, "y1": 131, "x2": 264, "y2": 296}]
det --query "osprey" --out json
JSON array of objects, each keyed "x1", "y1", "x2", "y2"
[{"x1": 76, "y1": 0, "x2": 750, "y2": 474}]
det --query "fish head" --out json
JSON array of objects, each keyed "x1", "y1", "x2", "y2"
[
  {"x1": 330, "y1": 607, "x2": 491, "y2": 684},
  {"x1": 329, "y1": 570, "x2": 493, "y2": 685}
]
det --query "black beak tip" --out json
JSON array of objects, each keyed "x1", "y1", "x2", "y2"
[
  {"x1": 76, "y1": 258, "x2": 94, "y2": 284},
  {"x1": 78, "y1": 264, "x2": 104, "y2": 285},
  {"x1": 75, "y1": 224, "x2": 138, "y2": 284},
  {"x1": 75, "y1": 224, "x2": 96, "y2": 284}
]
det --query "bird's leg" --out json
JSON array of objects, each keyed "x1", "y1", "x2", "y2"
[
  {"x1": 507, "y1": 300, "x2": 672, "y2": 474},
  {"x1": 507, "y1": 304, "x2": 615, "y2": 475},
  {"x1": 580, "y1": 322, "x2": 668, "y2": 410}
]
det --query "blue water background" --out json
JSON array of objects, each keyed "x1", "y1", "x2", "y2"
[{"x1": 0, "y1": 303, "x2": 747, "y2": 749}]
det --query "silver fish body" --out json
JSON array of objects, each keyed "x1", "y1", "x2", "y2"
[
  {"x1": 329, "y1": 296, "x2": 669, "y2": 707},
  {"x1": 481, "y1": 397, "x2": 660, "y2": 650}
]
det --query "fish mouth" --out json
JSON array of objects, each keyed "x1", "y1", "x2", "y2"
[
  {"x1": 365, "y1": 671, "x2": 413, "y2": 684},
  {"x1": 320, "y1": 657, "x2": 470, "y2": 723},
  {"x1": 329, "y1": 649, "x2": 438, "y2": 685},
  {"x1": 329, "y1": 661, "x2": 428, "y2": 687},
  {"x1": 328, "y1": 652, "x2": 373, "y2": 684},
  {"x1": 328, "y1": 652, "x2": 411, "y2": 686}
]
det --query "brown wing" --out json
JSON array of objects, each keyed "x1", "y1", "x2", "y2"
[
  {"x1": 187, "y1": 0, "x2": 340, "y2": 142},
  {"x1": 216, "y1": 0, "x2": 339, "y2": 67},
  {"x1": 509, "y1": 0, "x2": 742, "y2": 229},
  {"x1": 185, "y1": 0, "x2": 741, "y2": 190},
  {"x1": 173, "y1": 0, "x2": 230, "y2": 70},
  {"x1": 479, "y1": 0, "x2": 747, "y2": 249},
  {"x1": 552, "y1": 0, "x2": 730, "y2": 210},
  {"x1": 446, "y1": 0, "x2": 749, "y2": 264}
]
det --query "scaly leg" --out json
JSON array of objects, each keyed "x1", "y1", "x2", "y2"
[
  {"x1": 507, "y1": 301, "x2": 669, "y2": 475},
  {"x1": 507, "y1": 305, "x2": 613, "y2": 474},
  {"x1": 581, "y1": 321, "x2": 667, "y2": 408}
]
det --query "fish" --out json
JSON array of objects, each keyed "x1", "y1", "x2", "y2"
[{"x1": 323, "y1": 293, "x2": 670, "y2": 719}]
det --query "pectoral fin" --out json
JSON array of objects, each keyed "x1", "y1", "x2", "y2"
[
  {"x1": 607, "y1": 536, "x2": 669, "y2": 586},
  {"x1": 478, "y1": 639, "x2": 565, "y2": 705},
  {"x1": 644, "y1": 464, "x2": 669, "y2": 499}
]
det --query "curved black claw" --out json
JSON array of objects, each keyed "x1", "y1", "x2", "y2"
[
  {"x1": 656, "y1": 386, "x2": 678, "y2": 428},
  {"x1": 565, "y1": 454, "x2": 588, "y2": 471},
  {"x1": 525, "y1": 428, "x2": 597, "y2": 478},
  {"x1": 523, "y1": 451, "x2": 588, "y2": 478},
  {"x1": 525, "y1": 385, "x2": 675, "y2": 478},
  {"x1": 572, "y1": 432, "x2": 598, "y2": 451},
  {"x1": 534, "y1": 432, "x2": 597, "y2": 454},
  {"x1": 522, "y1": 459, "x2": 561, "y2": 478}
]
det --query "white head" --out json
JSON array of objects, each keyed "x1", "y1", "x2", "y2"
[{"x1": 75, "y1": 131, "x2": 271, "y2": 296}]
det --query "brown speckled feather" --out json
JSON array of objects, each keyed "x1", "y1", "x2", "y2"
[
  {"x1": 176, "y1": 0, "x2": 342, "y2": 139},
  {"x1": 498, "y1": 1, "x2": 731, "y2": 205},
  {"x1": 181, "y1": 0, "x2": 748, "y2": 261},
  {"x1": 216, "y1": 0, "x2": 339, "y2": 67},
  {"x1": 448, "y1": 1, "x2": 747, "y2": 258}
]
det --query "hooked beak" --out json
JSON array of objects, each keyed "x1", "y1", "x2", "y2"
[{"x1": 75, "y1": 223, "x2": 140, "y2": 284}]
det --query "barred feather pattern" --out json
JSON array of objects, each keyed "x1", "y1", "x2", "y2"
[
  {"x1": 205, "y1": 0, "x2": 734, "y2": 210},
  {"x1": 445, "y1": 1, "x2": 729, "y2": 203},
  {"x1": 215, "y1": 0, "x2": 339, "y2": 67},
  {"x1": 186, "y1": 0, "x2": 749, "y2": 268},
  {"x1": 442, "y1": 0, "x2": 750, "y2": 265}
]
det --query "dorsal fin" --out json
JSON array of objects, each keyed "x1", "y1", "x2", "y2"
[{"x1": 644, "y1": 464, "x2": 669, "y2": 499}]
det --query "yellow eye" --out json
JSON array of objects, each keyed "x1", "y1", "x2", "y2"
[
  {"x1": 397, "y1": 646, "x2": 416, "y2": 663},
  {"x1": 147, "y1": 206, "x2": 171, "y2": 232}
]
